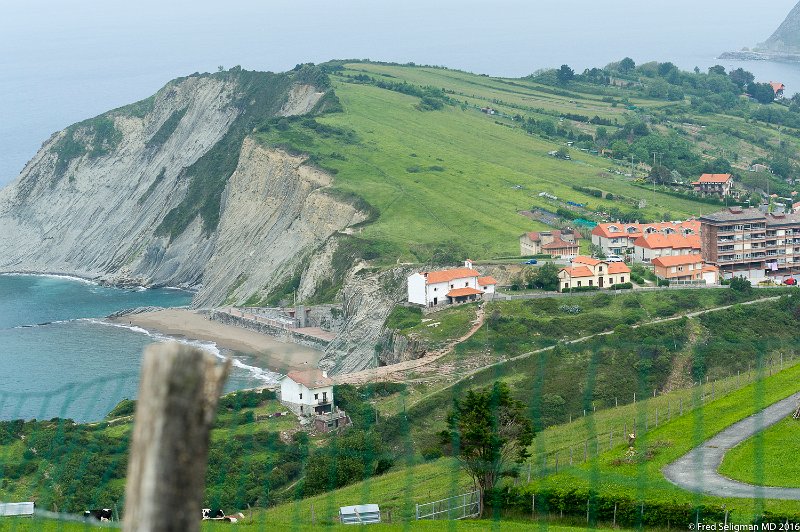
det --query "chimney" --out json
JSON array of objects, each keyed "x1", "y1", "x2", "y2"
[{"x1": 465, "y1": 259, "x2": 473, "y2": 269}]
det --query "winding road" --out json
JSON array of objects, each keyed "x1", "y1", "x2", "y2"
[{"x1": 662, "y1": 391, "x2": 800, "y2": 500}]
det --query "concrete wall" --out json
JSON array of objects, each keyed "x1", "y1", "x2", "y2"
[{"x1": 209, "y1": 311, "x2": 331, "y2": 351}]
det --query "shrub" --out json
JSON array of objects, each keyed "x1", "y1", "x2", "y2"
[
  {"x1": 566, "y1": 286, "x2": 600, "y2": 292},
  {"x1": 611, "y1": 282, "x2": 633, "y2": 290},
  {"x1": 657, "y1": 279, "x2": 671, "y2": 287}
]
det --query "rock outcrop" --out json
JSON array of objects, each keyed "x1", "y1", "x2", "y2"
[
  {"x1": 0, "y1": 68, "x2": 365, "y2": 308},
  {"x1": 759, "y1": 1, "x2": 800, "y2": 53},
  {"x1": 320, "y1": 266, "x2": 409, "y2": 374}
]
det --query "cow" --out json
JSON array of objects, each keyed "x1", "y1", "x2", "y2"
[
  {"x1": 84, "y1": 509, "x2": 113, "y2": 521},
  {"x1": 202, "y1": 508, "x2": 225, "y2": 520}
]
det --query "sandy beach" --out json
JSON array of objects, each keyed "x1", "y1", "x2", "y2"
[{"x1": 112, "y1": 309, "x2": 323, "y2": 373}]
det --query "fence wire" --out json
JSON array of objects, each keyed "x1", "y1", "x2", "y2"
[{"x1": 1, "y1": 289, "x2": 800, "y2": 530}]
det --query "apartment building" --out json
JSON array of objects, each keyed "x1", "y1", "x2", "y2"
[
  {"x1": 591, "y1": 220, "x2": 699, "y2": 257},
  {"x1": 700, "y1": 207, "x2": 800, "y2": 280}
]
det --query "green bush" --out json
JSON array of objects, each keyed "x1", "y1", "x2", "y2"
[
  {"x1": 611, "y1": 282, "x2": 633, "y2": 290},
  {"x1": 564, "y1": 286, "x2": 600, "y2": 292}
]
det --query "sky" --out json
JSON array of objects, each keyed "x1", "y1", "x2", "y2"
[{"x1": 0, "y1": 0, "x2": 797, "y2": 186}]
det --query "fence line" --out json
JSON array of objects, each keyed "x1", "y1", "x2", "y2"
[{"x1": 416, "y1": 490, "x2": 481, "y2": 520}]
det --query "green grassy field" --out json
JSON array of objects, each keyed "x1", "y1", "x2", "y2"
[
  {"x1": 255, "y1": 63, "x2": 719, "y2": 264},
  {"x1": 523, "y1": 361, "x2": 800, "y2": 520},
  {"x1": 718, "y1": 416, "x2": 800, "y2": 488},
  {"x1": 1, "y1": 516, "x2": 633, "y2": 531}
]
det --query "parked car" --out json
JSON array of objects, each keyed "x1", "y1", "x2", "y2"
[
  {"x1": 522, "y1": 259, "x2": 538, "y2": 265},
  {"x1": 785, "y1": 277, "x2": 797, "y2": 286},
  {"x1": 605, "y1": 255, "x2": 624, "y2": 262}
]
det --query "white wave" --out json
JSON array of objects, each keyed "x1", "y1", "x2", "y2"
[
  {"x1": 0, "y1": 272, "x2": 98, "y2": 285},
  {"x1": 86, "y1": 319, "x2": 281, "y2": 385}
]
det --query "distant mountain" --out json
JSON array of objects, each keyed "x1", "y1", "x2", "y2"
[{"x1": 759, "y1": 1, "x2": 800, "y2": 53}]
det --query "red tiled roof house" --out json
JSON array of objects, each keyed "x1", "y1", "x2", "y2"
[
  {"x1": 519, "y1": 229, "x2": 580, "y2": 258},
  {"x1": 407, "y1": 260, "x2": 497, "y2": 307},
  {"x1": 557, "y1": 256, "x2": 631, "y2": 291},
  {"x1": 692, "y1": 173, "x2": 734, "y2": 197}
]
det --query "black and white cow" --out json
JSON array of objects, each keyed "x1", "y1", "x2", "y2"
[
  {"x1": 202, "y1": 508, "x2": 225, "y2": 520},
  {"x1": 84, "y1": 509, "x2": 113, "y2": 521}
]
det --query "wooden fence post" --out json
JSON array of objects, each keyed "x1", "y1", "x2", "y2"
[{"x1": 123, "y1": 342, "x2": 230, "y2": 532}]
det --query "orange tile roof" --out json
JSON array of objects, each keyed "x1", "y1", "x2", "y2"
[
  {"x1": 695, "y1": 173, "x2": 732, "y2": 184},
  {"x1": 560, "y1": 266, "x2": 594, "y2": 278},
  {"x1": 425, "y1": 268, "x2": 480, "y2": 284},
  {"x1": 591, "y1": 220, "x2": 700, "y2": 239},
  {"x1": 286, "y1": 369, "x2": 333, "y2": 389},
  {"x1": 651, "y1": 254, "x2": 704, "y2": 268},
  {"x1": 542, "y1": 238, "x2": 580, "y2": 250},
  {"x1": 607, "y1": 262, "x2": 631, "y2": 274},
  {"x1": 447, "y1": 287, "x2": 484, "y2": 297},
  {"x1": 573, "y1": 256, "x2": 601, "y2": 266},
  {"x1": 634, "y1": 233, "x2": 699, "y2": 250},
  {"x1": 771, "y1": 82, "x2": 785, "y2": 93},
  {"x1": 702, "y1": 265, "x2": 719, "y2": 273},
  {"x1": 477, "y1": 276, "x2": 497, "y2": 286}
]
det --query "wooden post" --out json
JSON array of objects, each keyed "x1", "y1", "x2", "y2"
[{"x1": 123, "y1": 342, "x2": 230, "y2": 532}]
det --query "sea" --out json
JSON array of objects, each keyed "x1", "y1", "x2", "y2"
[
  {"x1": 0, "y1": 274, "x2": 277, "y2": 422},
  {"x1": 2, "y1": 0, "x2": 800, "y2": 418}
]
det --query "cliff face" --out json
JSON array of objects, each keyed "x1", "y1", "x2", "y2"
[
  {"x1": 759, "y1": 1, "x2": 800, "y2": 52},
  {"x1": 0, "y1": 68, "x2": 364, "y2": 306}
]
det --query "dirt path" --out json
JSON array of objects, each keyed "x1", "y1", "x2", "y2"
[
  {"x1": 333, "y1": 304, "x2": 486, "y2": 385},
  {"x1": 335, "y1": 294, "x2": 783, "y2": 388},
  {"x1": 662, "y1": 391, "x2": 800, "y2": 500}
]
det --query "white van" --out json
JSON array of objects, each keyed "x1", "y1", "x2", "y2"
[{"x1": 605, "y1": 255, "x2": 624, "y2": 263}]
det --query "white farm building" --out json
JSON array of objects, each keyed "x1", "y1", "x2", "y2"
[
  {"x1": 407, "y1": 260, "x2": 497, "y2": 307},
  {"x1": 279, "y1": 369, "x2": 334, "y2": 417}
]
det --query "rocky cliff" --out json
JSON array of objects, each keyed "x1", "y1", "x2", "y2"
[
  {"x1": 759, "y1": 1, "x2": 800, "y2": 53},
  {"x1": 0, "y1": 67, "x2": 365, "y2": 307}
]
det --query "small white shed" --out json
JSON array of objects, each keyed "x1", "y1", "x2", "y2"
[
  {"x1": 339, "y1": 504, "x2": 381, "y2": 525},
  {"x1": 0, "y1": 502, "x2": 34, "y2": 517}
]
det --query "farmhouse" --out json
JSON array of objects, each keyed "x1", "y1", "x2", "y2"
[
  {"x1": 692, "y1": 173, "x2": 734, "y2": 197},
  {"x1": 279, "y1": 369, "x2": 334, "y2": 416},
  {"x1": 591, "y1": 220, "x2": 699, "y2": 257},
  {"x1": 771, "y1": 81, "x2": 786, "y2": 99},
  {"x1": 407, "y1": 260, "x2": 496, "y2": 307},
  {"x1": 519, "y1": 229, "x2": 580, "y2": 258},
  {"x1": 632, "y1": 233, "x2": 701, "y2": 263},
  {"x1": 558, "y1": 256, "x2": 630, "y2": 291},
  {"x1": 651, "y1": 254, "x2": 718, "y2": 284}
]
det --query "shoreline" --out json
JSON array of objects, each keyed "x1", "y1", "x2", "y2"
[
  {"x1": 110, "y1": 308, "x2": 323, "y2": 375},
  {"x1": 0, "y1": 270, "x2": 198, "y2": 293}
]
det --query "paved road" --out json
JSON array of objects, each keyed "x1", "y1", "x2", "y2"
[{"x1": 662, "y1": 391, "x2": 800, "y2": 500}]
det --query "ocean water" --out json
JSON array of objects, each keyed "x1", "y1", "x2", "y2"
[{"x1": 0, "y1": 275, "x2": 276, "y2": 422}]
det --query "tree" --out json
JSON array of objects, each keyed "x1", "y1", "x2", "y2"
[
  {"x1": 619, "y1": 57, "x2": 636, "y2": 74},
  {"x1": 441, "y1": 382, "x2": 533, "y2": 516},
  {"x1": 708, "y1": 65, "x2": 727, "y2": 76},
  {"x1": 648, "y1": 165, "x2": 673, "y2": 185},
  {"x1": 589, "y1": 243, "x2": 606, "y2": 259},
  {"x1": 730, "y1": 276, "x2": 752, "y2": 293},
  {"x1": 748, "y1": 82, "x2": 776, "y2": 104},
  {"x1": 533, "y1": 262, "x2": 560, "y2": 291},
  {"x1": 729, "y1": 68, "x2": 755, "y2": 90},
  {"x1": 556, "y1": 64, "x2": 575, "y2": 85}
]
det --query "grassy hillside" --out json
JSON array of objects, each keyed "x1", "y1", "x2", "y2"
[
  {"x1": 254, "y1": 63, "x2": 720, "y2": 264},
  {"x1": 719, "y1": 416, "x2": 800, "y2": 488}
]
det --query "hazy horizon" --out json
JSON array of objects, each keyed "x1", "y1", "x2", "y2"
[{"x1": 1, "y1": 0, "x2": 797, "y2": 186}]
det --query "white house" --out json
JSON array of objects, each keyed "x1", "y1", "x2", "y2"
[
  {"x1": 279, "y1": 369, "x2": 334, "y2": 417},
  {"x1": 407, "y1": 260, "x2": 497, "y2": 307}
]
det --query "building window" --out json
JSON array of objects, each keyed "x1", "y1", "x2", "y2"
[
  {"x1": 314, "y1": 393, "x2": 318, "y2": 400},
  {"x1": 589, "y1": 280, "x2": 593, "y2": 286},
  {"x1": 577, "y1": 281, "x2": 582, "y2": 287},
  {"x1": 450, "y1": 284, "x2": 454, "y2": 288},
  {"x1": 465, "y1": 282, "x2": 469, "y2": 287},
  {"x1": 299, "y1": 393, "x2": 303, "y2": 400},
  {"x1": 564, "y1": 283, "x2": 569, "y2": 289},
  {"x1": 609, "y1": 278, "x2": 614, "y2": 284}
]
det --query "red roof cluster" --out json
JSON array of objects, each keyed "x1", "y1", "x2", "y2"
[
  {"x1": 693, "y1": 173, "x2": 732, "y2": 184},
  {"x1": 651, "y1": 254, "x2": 703, "y2": 268},
  {"x1": 592, "y1": 220, "x2": 699, "y2": 240},
  {"x1": 633, "y1": 233, "x2": 701, "y2": 250}
]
